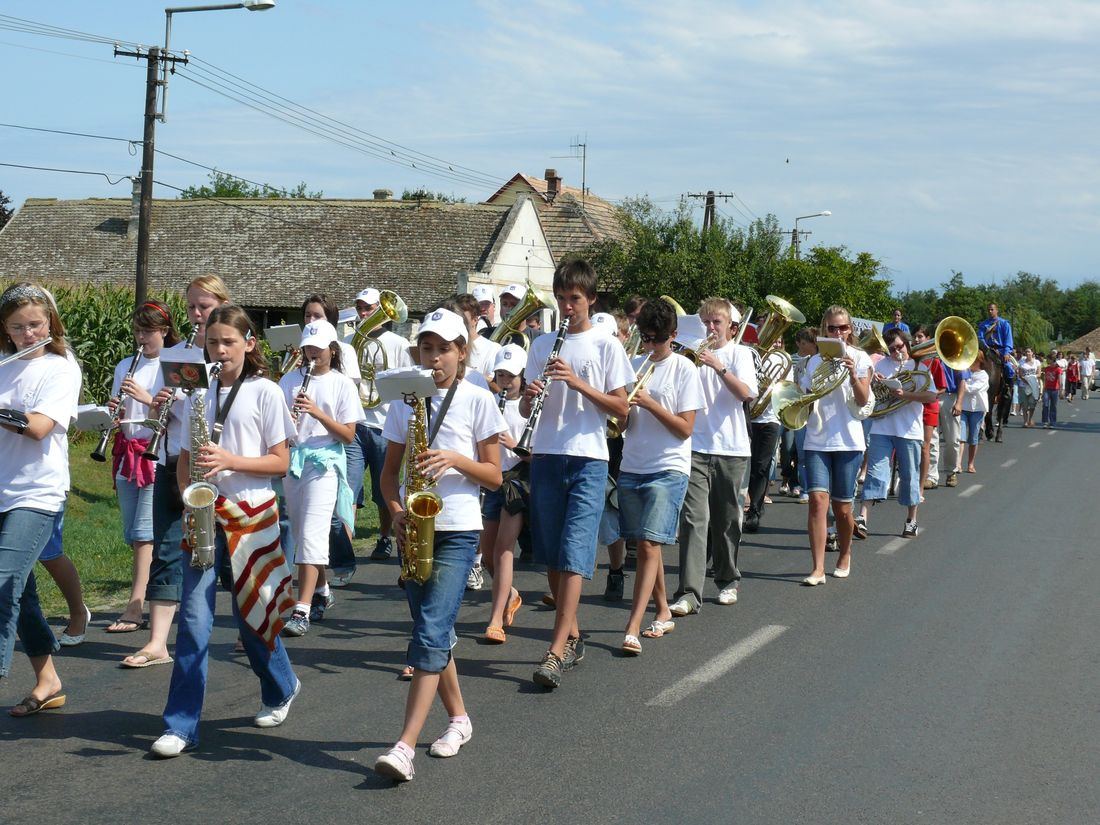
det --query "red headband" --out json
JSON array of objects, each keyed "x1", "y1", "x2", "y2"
[{"x1": 142, "y1": 302, "x2": 172, "y2": 326}]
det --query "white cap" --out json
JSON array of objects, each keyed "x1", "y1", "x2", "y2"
[
  {"x1": 493, "y1": 344, "x2": 528, "y2": 375},
  {"x1": 591, "y1": 312, "x2": 617, "y2": 336},
  {"x1": 418, "y1": 308, "x2": 468, "y2": 343},
  {"x1": 726, "y1": 302, "x2": 743, "y2": 325},
  {"x1": 300, "y1": 319, "x2": 338, "y2": 349},
  {"x1": 356, "y1": 287, "x2": 380, "y2": 305},
  {"x1": 501, "y1": 283, "x2": 526, "y2": 301},
  {"x1": 471, "y1": 285, "x2": 495, "y2": 303}
]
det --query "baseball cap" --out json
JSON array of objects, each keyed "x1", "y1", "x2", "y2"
[
  {"x1": 591, "y1": 312, "x2": 617, "y2": 336},
  {"x1": 418, "y1": 308, "x2": 468, "y2": 343},
  {"x1": 471, "y1": 285, "x2": 495, "y2": 303},
  {"x1": 300, "y1": 319, "x2": 338, "y2": 349},
  {"x1": 356, "y1": 287, "x2": 380, "y2": 305},
  {"x1": 501, "y1": 283, "x2": 527, "y2": 301},
  {"x1": 493, "y1": 344, "x2": 528, "y2": 375}
]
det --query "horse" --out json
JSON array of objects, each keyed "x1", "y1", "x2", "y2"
[{"x1": 982, "y1": 346, "x2": 1013, "y2": 442}]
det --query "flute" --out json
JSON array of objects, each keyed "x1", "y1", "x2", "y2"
[
  {"x1": 513, "y1": 317, "x2": 570, "y2": 457},
  {"x1": 91, "y1": 346, "x2": 144, "y2": 462},
  {"x1": 141, "y1": 327, "x2": 198, "y2": 461}
]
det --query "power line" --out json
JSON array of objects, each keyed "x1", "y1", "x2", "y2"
[
  {"x1": 0, "y1": 14, "x2": 139, "y2": 48},
  {"x1": 153, "y1": 149, "x2": 325, "y2": 201},
  {"x1": 0, "y1": 122, "x2": 140, "y2": 151},
  {"x1": 0, "y1": 161, "x2": 131, "y2": 186},
  {"x1": 0, "y1": 38, "x2": 144, "y2": 66}
]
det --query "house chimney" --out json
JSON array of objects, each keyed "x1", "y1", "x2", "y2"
[
  {"x1": 127, "y1": 175, "x2": 142, "y2": 238},
  {"x1": 373, "y1": 188, "x2": 393, "y2": 201},
  {"x1": 544, "y1": 168, "x2": 561, "y2": 203}
]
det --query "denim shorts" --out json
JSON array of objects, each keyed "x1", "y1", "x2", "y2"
[
  {"x1": 618, "y1": 470, "x2": 689, "y2": 544},
  {"x1": 481, "y1": 486, "x2": 505, "y2": 522},
  {"x1": 529, "y1": 454, "x2": 606, "y2": 578},
  {"x1": 116, "y1": 474, "x2": 155, "y2": 544},
  {"x1": 403, "y1": 530, "x2": 479, "y2": 672},
  {"x1": 37, "y1": 504, "x2": 65, "y2": 562},
  {"x1": 803, "y1": 449, "x2": 863, "y2": 502}
]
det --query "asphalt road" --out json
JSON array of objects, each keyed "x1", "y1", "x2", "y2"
[{"x1": 2, "y1": 400, "x2": 1098, "y2": 825}]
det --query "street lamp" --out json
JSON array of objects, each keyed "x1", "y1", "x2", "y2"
[
  {"x1": 792, "y1": 210, "x2": 831, "y2": 260},
  {"x1": 161, "y1": 0, "x2": 276, "y2": 122}
]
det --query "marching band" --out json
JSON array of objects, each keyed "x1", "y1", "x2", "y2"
[{"x1": 0, "y1": 264, "x2": 1054, "y2": 780}]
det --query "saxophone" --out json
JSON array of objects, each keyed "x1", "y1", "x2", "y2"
[
  {"x1": 399, "y1": 394, "x2": 443, "y2": 584},
  {"x1": 182, "y1": 363, "x2": 222, "y2": 570}
]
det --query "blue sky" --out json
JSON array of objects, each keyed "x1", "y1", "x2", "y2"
[{"x1": 2, "y1": 1, "x2": 1097, "y2": 293}]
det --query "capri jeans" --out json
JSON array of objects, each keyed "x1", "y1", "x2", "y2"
[
  {"x1": 0, "y1": 508, "x2": 61, "y2": 677},
  {"x1": 403, "y1": 530, "x2": 479, "y2": 672},
  {"x1": 146, "y1": 460, "x2": 184, "y2": 603},
  {"x1": 116, "y1": 474, "x2": 155, "y2": 544},
  {"x1": 861, "y1": 434, "x2": 922, "y2": 507},
  {"x1": 961, "y1": 410, "x2": 985, "y2": 444}
]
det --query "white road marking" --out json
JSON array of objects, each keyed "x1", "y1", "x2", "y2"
[
  {"x1": 1029, "y1": 441, "x2": 1041, "y2": 448},
  {"x1": 646, "y1": 625, "x2": 787, "y2": 707},
  {"x1": 877, "y1": 537, "x2": 907, "y2": 555},
  {"x1": 1001, "y1": 459, "x2": 1017, "y2": 468},
  {"x1": 959, "y1": 484, "x2": 982, "y2": 498}
]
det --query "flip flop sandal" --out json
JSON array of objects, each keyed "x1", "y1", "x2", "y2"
[
  {"x1": 106, "y1": 617, "x2": 147, "y2": 633},
  {"x1": 120, "y1": 651, "x2": 174, "y2": 669},
  {"x1": 10, "y1": 692, "x2": 66, "y2": 717},
  {"x1": 504, "y1": 593, "x2": 523, "y2": 627},
  {"x1": 483, "y1": 626, "x2": 506, "y2": 644},
  {"x1": 397, "y1": 666, "x2": 414, "y2": 681},
  {"x1": 622, "y1": 634, "x2": 642, "y2": 655}
]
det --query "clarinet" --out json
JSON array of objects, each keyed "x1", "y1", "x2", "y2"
[
  {"x1": 497, "y1": 388, "x2": 508, "y2": 413},
  {"x1": 291, "y1": 358, "x2": 318, "y2": 421},
  {"x1": 91, "y1": 346, "x2": 144, "y2": 462},
  {"x1": 513, "y1": 317, "x2": 570, "y2": 457},
  {"x1": 142, "y1": 328, "x2": 197, "y2": 461}
]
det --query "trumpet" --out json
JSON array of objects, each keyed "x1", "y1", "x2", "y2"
[
  {"x1": 513, "y1": 317, "x2": 570, "y2": 457},
  {"x1": 607, "y1": 354, "x2": 656, "y2": 439},
  {"x1": 352, "y1": 290, "x2": 408, "y2": 408},
  {"x1": 142, "y1": 327, "x2": 198, "y2": 462},
  {"x1": 290, "y1": 358, "x2": 317, "y2": 421},
  {"x1": 671, "y1": 334, "x2": 717, "y2": 366},
  {"x1": 92, "y1": 346, "x2": 144, "y2": 462},
  {"x1": 491, "y1": 283, "x2": 553, "y2": 350}
]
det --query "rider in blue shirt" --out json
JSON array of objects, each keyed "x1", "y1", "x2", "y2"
[{"x1": 977, "y1": 302, "x2": 1015, "y2": 381}]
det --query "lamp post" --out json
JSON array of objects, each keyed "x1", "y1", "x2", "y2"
[
  {"x1": 161, "y1": 0, "x2": 275, "y2": 122},
  {"x1": 792, "y1": 210, "x2": 831, "y2": 260}
]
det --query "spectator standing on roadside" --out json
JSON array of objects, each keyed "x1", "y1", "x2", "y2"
[{"x1": 882, "y1": 309, "x2": 910, "y2": 336}]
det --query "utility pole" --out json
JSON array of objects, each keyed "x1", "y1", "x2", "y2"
[
  {"x1": 114, "y1": 45, "x2": 188, "y2": 309},
  {"x1": 685, "y1": 191, "x2": 737, "y2": 232}
]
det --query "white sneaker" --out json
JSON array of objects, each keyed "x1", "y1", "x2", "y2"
[
  {"x1": 717, "y1": 586, "x2": 739, "y2": 605},
  {"x1": 374, "y1": 746, "x2": 415, "y2": 781},
  {"x1": 428, "y1": 717, "x2": 473, "y2": 758},
  {"x1": 151, "y1": 733, "x2": 191, "y2": 758},
  {"x1": 465, "y1": 562, "x2": 484, "y2": 591},
  {"x1": 254, "y1": 678, "x2": 301, "y2": 728},
  {"x1": 669, "y1": 597, "x2": 697, "y2": 617}
]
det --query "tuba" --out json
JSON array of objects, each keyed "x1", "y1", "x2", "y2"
[
  {"x1": 858, "y1": 325, "x2": 888, "y2": 357},
  {"x1": 399, "y1": 393, "x2": 443, "y2": 585},
  {"x1": 748, "y1": 296, "x2": 805, "y2": 419},
  {"x1": 352, "y1": 290, "x2": 408, "y2": 408},
  {"x1": 910, "y1": 316, "x2": 978, "y2": 371},
  {"x1": 182, "y1": 363, "x2": 222, "y2": 570},
  {"x1": 490, "y1": 284, "x2": 553, "y2": 350}
]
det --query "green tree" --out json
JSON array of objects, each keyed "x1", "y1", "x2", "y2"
[
  {"x1": 178, "y1": 171, "x2": 322, "y2": 200},
  {"x1": 0, "y1": 189, "x2": 12, "y2": 230},
  {"x1": 935, "y1": 272, "x2": 994, "y2": 324},
  {"x1": 1001, "y1": 304, "x2": 1053, "y2": 352},
  {"x1": 401, "y1": 188, "x2": 466, "y2": 203},
  {"x1": 769, "y1": 246, "x2": 893, "y2": 328}
]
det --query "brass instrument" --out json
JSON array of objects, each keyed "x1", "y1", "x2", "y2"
[
  {"x1": 142, "y1": 328, "x2": 197, "y2": 461},
  {"x1": 732, "y1": 306, "x2": 754, "y2": 346},
  {"x1": 869, "y1": 366, "x2": 932, "y2": 419},
  {"x1": 290, "y1": 358, "x2": 317, "y2": 422},
  {"x1": 490, "y1": 284, "x2": 553, "y2": 350},
  {"x1": 92, "y1": 346, "x2": 144, "y2": 462},
  {"x1": 671, "y1": 334, "x2": 717, "y2": 366},
  {"x1": 273, "y1": 346, "x2": 302, "y2": 382},
  {"x1": 399, "y1": 393, "x2": 443, "y2": 585},
  {"x1": 661, "y1": 294, "x2": 687, "y2": 316},
  {"x1": 607, "y1": 354, "x2": 656, "y2": 439},
  {"x1": 624, "y1": 324, "x2": 642, "y2": 357},
  {"x1": 352, "y1": 290, "x2": 408, "y2": 408},
  {"x1": 182, "y1": 362, "x2": 222, "y2": 570},
  {"x1": 858, "y1": 325, "x2": 887, "y2": 356},
  {"x1": 513, "y1": 317, "x2": 570, "y2": 457},
  {"x1": 772, "y1": 355, "x2": 851, "y2": 431},
  {"x1": 910, "y1": 316, "x2": 979, "y2": 371},
  {"x1": 748, "y1": 295, "x2": 805, "y2": 418}
]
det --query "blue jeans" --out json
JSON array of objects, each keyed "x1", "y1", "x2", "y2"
[
  {"x1": 793, "y1": 427, "x2": 809, "y2": 492},
  {"x1": 0, "y1": 508, "x2": 61, "y2": 677},
  {"x1": 352, "y1": 423, "x2": 385, "y2": 510},
  {"x1": 618, "y1": 470, "x2": 689, "y2": 544},
  {"x1": 529, "y1": 455, "x2": 607, "y2": 578},
  {"x1": 37, "y1": 503, "x2": 65, "y2": 562},
  {"x1": 804, "y1": 449, "x2": 863, "y2": 502},
  {"x1": 403, "y1": 530, "x2": 478, "y2": 672},
  {"x1": 861, "y1": 434, "x2": 922, "y2": 507},
  {"x1": 116, "y1": 474, "x2": 155, "y2": 544},
  {"x1": 161, "y1": 527, "x2": 297, "y2": 746},
  {"x1": 960, "y1": 410, "x2": 985, "y2": 444},
  {"x1": 147, "y1": 460, "x2": 184, "y2": 603},
  {"x1": 1041, "y1": 390, "x2": 1058, "y2": 425}
]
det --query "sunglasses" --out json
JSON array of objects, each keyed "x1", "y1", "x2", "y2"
[
  {"x1": 826, "y1": 324, "x2": 851, "y2": 333},
  {"x1": 640, "y1": 333, "x2": 669, "y2": 343}
]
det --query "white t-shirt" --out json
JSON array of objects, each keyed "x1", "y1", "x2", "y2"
[
  {"x1": 112, "y1": 353, "x2": 161, "y2": 441},
  {"x1": 523, "y1": 325, "x2": 634, "y2": 460},
  {"x1": 382, "y1": 379, "x2": 506, "y2": 531},
  {"x1": 1080, "y1": 356, "x2": 1095, "y2": 377},
  {"x1": 691, "y1": 340, "x2": 758, "y2": 457},
  {"x1": 337, "y1": 341, "x2": 361, "y2": 383},
  {"x1": 0, "y1": 352, "x2": 81, "y2": 513},
  {"x1": 499, "y1": 397, "x2": 525, "y2": 472},
  {"x1": 962, "y1": 370, "x2": 990, "y2": 413},
  {"x1": 468, "y1": 336, "x2": 502, "y2": 382},
  {"x1": 184, "y1": 375, "x2": 294, "y2": 501},
  {"x1": 801, "y1": 345, "x2": 873, "y2": 452},
  {"x1": 278, "y1": 368, "x2": 364, "y2": 448},
  {"x1": 621, "y1": 353, "x2": 704, "y2": 475},
  {"x1": 357, "y1": 328, "x2": 414, "y2": 429},
  {"x1": 869, "y1": 358, "x2": 925, "y2": 440}
]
